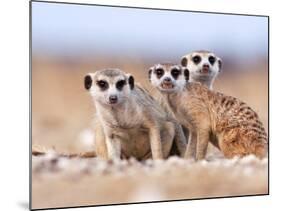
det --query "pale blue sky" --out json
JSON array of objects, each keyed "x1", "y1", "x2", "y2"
[{"x1": 32, "y1": 1, "x2": 268, "y2": 61}]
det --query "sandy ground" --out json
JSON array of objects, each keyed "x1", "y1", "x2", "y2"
[
  {"x1": 31, "y1": 58, "x2": 268, "y2": 209},
  {"x1": 32, "y1": 154, "x2": 268, "y2": 209}
]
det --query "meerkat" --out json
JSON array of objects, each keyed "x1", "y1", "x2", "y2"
[
  {"x1": 180, "y1": 51, "x2": 222, "y2": 152},
  {"x1": 149, "y1": 63, "x2": 268, "y2": 160},
  {"x1": 84, "y1": 68, "x2": 187, "y2": 161},
  {"x1": 181, "y1": 50, "x2": 222, "y2": 89}
]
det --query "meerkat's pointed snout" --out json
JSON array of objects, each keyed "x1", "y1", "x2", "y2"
[
  {"x1": 201, "y1": 64, "x2": 210, "y2": 73},
  {"x1": 164, "y1": 77, "x2": 172, "y2": 82},
  {"x1": 109, "y1": 95, "x2": 118, "y2": 104},
  {"x1": 84, "y1": 74, "x2": 92, "y2": 90}
]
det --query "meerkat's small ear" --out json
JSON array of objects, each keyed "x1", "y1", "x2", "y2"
[
  {"x1": 218, "y1": 58, "x2": 222, "y2": 72},
  {"x1": 148, "y1": 67, "x2": 153, "y2": 81},
  {"x1": 127, "y1": 74, "x2": 134, "y2": 90},
  {"x1": 181, "y1": 57, "x2": 188, "y2": 67},
  {"x1": 84, "y1": 74, "x2": 92, "y2": 90},
  {"x1": 183, "y1": 68, "x2": 190, "y2": 81}
]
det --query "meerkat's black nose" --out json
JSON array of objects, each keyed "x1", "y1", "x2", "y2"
[
  {"x1": 164, "y1": 77, "x2": 171, "y2": 82},
  {"x1": 109, "y1": 95, "x2": 118, "y2": 104},
  {"x1": 202, "y1": 64, "x2": 210, "y2": 73},
  {"x1": 203, "y1": 64, "x2": 209, "y2": 68}
]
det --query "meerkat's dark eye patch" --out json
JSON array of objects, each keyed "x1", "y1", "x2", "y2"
[
  {"x1": 208, "y1": 56, "x2": 216, "y2": 65},
  {"x1": 192, "y1": 55, "x2": 201, "y2": 64},
  {"x1": 96, "y1": 80, "x2": 108, "y2": 91},
  {"x1": 116, "y1": 79, "x2": 126, "y2": 91},
  {"x1": 155, "y1": 68, "x2": 164, "y2": 78},
  {"x1": 171, "y1": 68, "x2": 181, "y2": 79}
]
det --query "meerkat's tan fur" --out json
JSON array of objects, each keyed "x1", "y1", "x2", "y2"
[
  {"x1": 149, "y1": 63, "x2": 267, "y2": 160},
  {"x1": 85, "y1": 68, "x2": 186, "y2": 160}
]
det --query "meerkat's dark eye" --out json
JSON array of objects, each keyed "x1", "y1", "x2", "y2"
[
  {"x1": 155, "y1": 68, "x2": 164, "y2": 78},
  {"x1": 171, "y1": 68, "x2": 181, "y2": 79},
  {"x1": 116, "y1": 79, "x2": 126, "y2": 90},
  {"x1": 208, "y1": 56, "x2": 216, "y2": 65},
  {"x1": 96, "y1": 80, "x2": 108, "y2": 91},
  {"x1": 192, "y1": 55, "x2": 201, "y2": 64}
]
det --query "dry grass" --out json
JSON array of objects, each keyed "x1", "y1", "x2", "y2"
[{"x1": 31, "y1": 57, "x2": 268, "y2": 209}]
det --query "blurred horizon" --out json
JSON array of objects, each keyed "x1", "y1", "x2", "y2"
[{"x1": 32, "y1": 1, "x2": 268, "y2": 66}]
